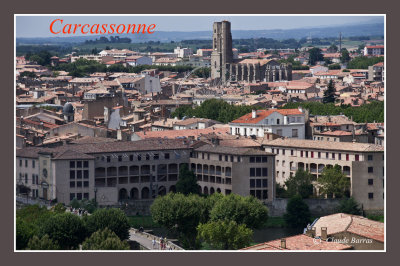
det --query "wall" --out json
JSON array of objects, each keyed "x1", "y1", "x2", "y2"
[{"x1": 266, "y1": 198, "x2": 341, "y2": 217}]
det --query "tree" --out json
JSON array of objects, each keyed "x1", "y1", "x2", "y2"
[
  {"x1": 318, "y1": 164, "x2": 350, "y2": 198},
  {"x1": 276, "y1": 183, "x2": 287, "y2": 198},
  {"x1": 308, "y1": 47, "x2": 323, "y2": 65},
  {"x1": 197, "y1": 220, "x2": 253, "y2": 250},
  {"x1": 70, "y1": 198, "x2": 80, "y2": 209},
  {"x1": 85, "y1": 208, "x2": 130, "y2": 240},
  {"x1": 323, "y1": 79, "x2": 336, "y2": 104},
  {"x1": 209, "y1": 194, "x2": 268, "y2": 229},
  {"x1": 284, "y1": 195, "x2": 311, "y2": 228},
  {"x1": 340, "y1": 48, "x2": 351, "y2": 63},
  {"x1": 40, "y1": 213, "x2": 87, "y2": 250},
  {"x1": 284, "y1": 169, "x2": 314, "y2": 199},
  {"x1": 176, "y1": 164, "x2": 200, "y2": 195},
  {"x1": 328, "y1": 44, "x2": 338, "y2": 53},
  {"x1": 26, "y1": 235, "x2": 60, "y2": 250},
  {"x1": 337, "y1": 197, "x2": 362, "y2": 215},
  {"x1": 52, "y1": 203, "x2": 66, "y2": 214},
  {"x1": 16, "y1": 217, "x2": 36, "y2": 250},
  {"x1": 82, "y1": 228, "x2": 130, "y2": 250},
  {"x1": 150, "y1": 193, "x2": 208, "y2": 249}
]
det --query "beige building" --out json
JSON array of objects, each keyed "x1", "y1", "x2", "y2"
[
  {"x1": 16, "y1": 139, "x2": 192, "y2": 205},
  {"x1": 263, "y1": 138, "x2": 384, "y2": 212},
  {"x1": 190, "y1": 144, "x2": 275, "y2": 202}
]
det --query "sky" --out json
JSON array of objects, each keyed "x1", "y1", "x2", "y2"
[{"x1": 16, "y1": 15, "x2": 384, "y2": 38}]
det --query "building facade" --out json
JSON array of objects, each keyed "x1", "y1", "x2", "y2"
[
  {"x1": 263, "y1": 138, "x2": 384, "y2": 211},
  {"x1": 190, "y1": 144, "x2": 275, "y2": 202},
  {"x1": 230, "y1": 108, "x2": 306, "y2": 138}
]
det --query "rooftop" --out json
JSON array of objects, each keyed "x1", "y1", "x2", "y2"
[{"x1": 231, "y1": 109, "x2": 303, "y2": 124}]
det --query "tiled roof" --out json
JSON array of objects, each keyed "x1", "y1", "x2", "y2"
[
  {"x1": 264, "y1": 138, "x2": 384, "y2": 152},
  {"x1": 313, "y1": 213, "x2": 384, "y2": 243},
  {"x1": 231, "y1": 109, "x2": 303, "y2": 124},
  {"x1": 134, "y1": 126, "x2": 230, "y2": 140},
  {"x1": 194, "y1": 144, "x2": 273, "y2": 156},
  {"x1": 242, "y1": 234, "x2": 351, "y2": 250}
]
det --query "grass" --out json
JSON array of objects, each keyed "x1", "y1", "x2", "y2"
[
  {"x1": 265, "y1": 217, "x2": 287, "y2": 228},
  {"x1": 127, "y1": 215, "x2": 159, "y2": 229}
]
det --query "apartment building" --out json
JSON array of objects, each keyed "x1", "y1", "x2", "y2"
[
  {"x1": 190, "y1": 144, "x2": 275, "y2": 202},
  {"x1": 229, "y1": 108, "x2": 306, "y2": 138},
  {"x1": 16, "y1": 139, "x2": 192, "y2": 205},
  {"x1": 263, "y1": 138, "x2": 384, "y2": 211}
]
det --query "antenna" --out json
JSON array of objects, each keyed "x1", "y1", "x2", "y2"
[{"x1": 339, "y1": 32, "x2": 342, "y2": 51}]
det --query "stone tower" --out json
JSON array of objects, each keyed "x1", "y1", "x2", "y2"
[{"x1": 211, "y1": 21, "x2": 234, "y2": 84}]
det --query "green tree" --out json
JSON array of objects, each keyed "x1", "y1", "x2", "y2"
[
  {"x1": 197, "y1": 220, "x2": 253, "y2": 250},
  {"x1": 82, "y1": 228, "x2": 130, "y2": 250},
  {"x1": 323, "y1": 79, "x2": 336, "y2": 104},
  {"x1": 308, "y1": 47, "x2": 324, "y2": 65},
  {"x1": 150, "y1": 193, "x2": 208, "y2": 249},
  {"x1": 318, "y1": 165, "x2": 350, "y2": 198},
  {"x1": 347, "y1": 56, "x2": 384, "y2": 69},
  {"x1": 337, "y1": 197, "x2": 362, "y2": 215},
  {"x1": 26, "y1": 235, "x2": 60, "y2": 250},
  {"x1": 284, "y1": 195, "x2": 311, "y2": 228},
  {"x1": 70, "y1": 198, "x2": 81, "y2": 209},
  {"x1": 53, "y1": 203, "x2": 66, "y2": 214},
  {"x1": 176, "y1": 164, "x2": 200, "y2": 195},
  {"x1": 328, "y1": 44, "x2": 338, "y2": 53},
  {"x1": 40, "y1": 213, "x2": 87, "y2": 250},
  {"x1": 276, "y1": 183, "x2": 287, "y2": 198},
  {"x1": 284, "y1": 169, "x2": 314, "y2": 199},
  {"x1": 85, "y1": 208, "x2": 130, "y2": 240},
  {"x1": 340, "y1": 48, "x2": 351, "y2": 63},
  {"x1": 209, "y1": 194, "x2": 268, "y2": 229},
  {"x1": 16, "y1": 217, "x2": 36, "y2": 250}
]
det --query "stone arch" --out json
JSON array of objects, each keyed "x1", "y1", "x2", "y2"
[
  {"x1": 210, "y1": 187, "x2": 215, "y2": 195},
  {"x1": 119, "y1": 188, "x2": 128, "y2": 201},
  {"x1": 130, "y1": 187, "x2": 139, "y2": 200},
  {"x1": 141, "y1": 187, "x2": 150, "y2": 199},
  {"x1": 169, "y1": 185, "x2": 176, "y2": 193},
  {"x1": 158, "y1": 186, "x2": 167, "y2": 196},
  {"x1": 216, "y1": 188, "x2": 221, "y2": 193},
  {"x1": 203, "y1": 186, "x2": 209, "y2": 195}
]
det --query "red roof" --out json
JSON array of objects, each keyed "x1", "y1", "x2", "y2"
[
  {"x1": 231, "y1": 109, "x2": 303, "y2": 124},
  {"x1": 366, "y1": 45, "x2": 384, "y2": 49}
]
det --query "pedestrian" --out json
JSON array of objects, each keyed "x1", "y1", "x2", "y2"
[
  {"x1": 152, "y1": 238, "x2": 156, "y2": 250},
  {"x1": 160, "y1": 237, "x2": 164, "y2": 250}
]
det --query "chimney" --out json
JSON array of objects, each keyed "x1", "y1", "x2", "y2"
[
  {"x1": 280, "y1": 238, "x2": 286, "y2": 249},
  {"x1": 305, "y1": 227, "x2": 316, "y2": 238},
  {"x1": 321, "y1": 227, "x2": 328, "y2": 240},
  {"x1": 252, "y1": 110, "x2": 257, "y2": 119}
]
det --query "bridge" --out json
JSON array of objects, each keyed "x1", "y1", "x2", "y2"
[{"x1": 129, "y1": 228, "x2": 184, "y2": 251}]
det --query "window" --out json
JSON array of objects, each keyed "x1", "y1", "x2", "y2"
[
  {"x1": 77, "y1": 161, "x2": 82, "y2": 168},
  {"x1": 326, "y1": 152, "x2": 329, "y2": 158},
  {"x1": 154, "y1": 154, "x2": 159, "y2": 160},
  {"x1": 277, "y1": 119, "x2": 280, "y2": 125},
  {"x1": 225, "y1": 155, "x2": 228, "y2": 161},
  {"x1": 107, "y1": 156, "x2": 111, "y2": 162},
  {"x1": 77, "y1": 193, "x2": 82, "y2": 200},
  {"x1": 250, "y1": 179, "x2": 255, "y2": 188},
  {"x1": 165, "y1": 153, "x2": 170, "y2": 159},
  {"x1": 292, "y1": 129, "x2": 298, "y2": 138},
  {"x1": 368, "y1": 167, "x2": 374, "y2": 173},
  {"x1": 70, "y1": 181, "x2": 75, "y2": 188},
  {"x1": 256, "y1": 156, "x2": 262, "y2": 163},
  {"x1": 231, "y1": 156, "x2": 234, "y2": 162},
  {"x1": 318, "y1": 152, "x2": 321, "y2": 159},
  {"x1": 19, "y1": 160, "x2": 22, "y2": 167},
  {"x1": 262, "y1": 168, "x2": 268, "y2": 176},
  {"x1": 256, "y1": 179, "x2": 261, "y2": 188},
  {"x1": 77, "y1": 170, "x2": 82, "y2": 179},
  {"x1": 338, "y1": 154, "x2": 342, "y2": 160},
  {"x1": 77, "y1": 181, "x2": 82, "y2": 188},
  {"x1": 70, "y1": 161, "x2": 75, "y2": 168},
  {"x1": 311, "y1": 152, "x2": 314, "y2": 158},
  {"x1": 84, "y1": 170, "x2": 89, "y2": 179},
  {"x1": 130, "y1": 155, "x2": 134, "y2": 161},
  {"x1": 368, "y1": 193, "x2": 374, "y2": 199},
  {"x1": 238, "y1": 156, "x2": 241, "y2": 162},
  {"x1": 276, "y1": 149, "x2": 279, "y2": 155},
  {"x1": 332, "y1": 153, "x2": 335, "y2": 159},
  {"x1": 282, "y1": 149, "x2": 285, "y2": 155},
  {"x1": 250, "y1": 157, "x2": 255, "y2": 163},
  {"x1": 25, "y1": 160, "x2": 28, "y2": 167},
  {"x1": 118, "y1": 155, "x2": 122, "y2": 162},
  {"x1": 368, "y1": 179, "x2": 373, "y2": 185},
  {"x1": 84, "y1": 181, "x2": 89, "y2": 187},
  {"x1": 25, "y1": 174, "x2": 28, "y2": 183},
  {"x1": 32, "y1": 160, "x2": 35, "y2": 168},
  {"x1": 291, "y1": 150, "x2": 294, "y2": 156},
  {"x1": 83, "y1": 161, "x2": 89, "y2": 168},
  {"x1": 262, "y1": 179, "x2": 268, "y2": 187},
  {"x1": 355, "y1": 155, "x2": 359, "y2": 161},
  {"x1": 262, "y1": 156, "x2": 267, "y2": 163},
  {"x1": 137, "y1": 155, "x2": 141, "y2": 161},
  {"x1": 256, "y1": 168, "x2": 262, "y2": 177},
  {"x1": 300, "y1": 151, "x2": 303, "y2": 157},
  {"x1": 146, "y1": 154, "x2": 150, "y2": 160},
  {"x1": 219, "y1": 155, "x2": 222, "y2": 161},
  {"x1": 70, "y1": 170, "x2": 75, "y2": 179},
  {"x1": 368, "y1": 155, "x2": 373, "y2": 161},
  {"x1": 70, "y1": 193, "x2": 75, "y2": 201},
  {"x1": 250, "y1": 168, "x2": 255, "y2": 177},
  {"x1": 346, "y1": 154, "x2": 349, "y2": 161},
  {"x1": 84, "y1": 193, "x2": 89, "y2": 200}
]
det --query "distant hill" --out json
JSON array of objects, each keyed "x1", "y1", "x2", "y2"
[{"x1": 16, "y1": 22, "x2": 384, "y2": 45}]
